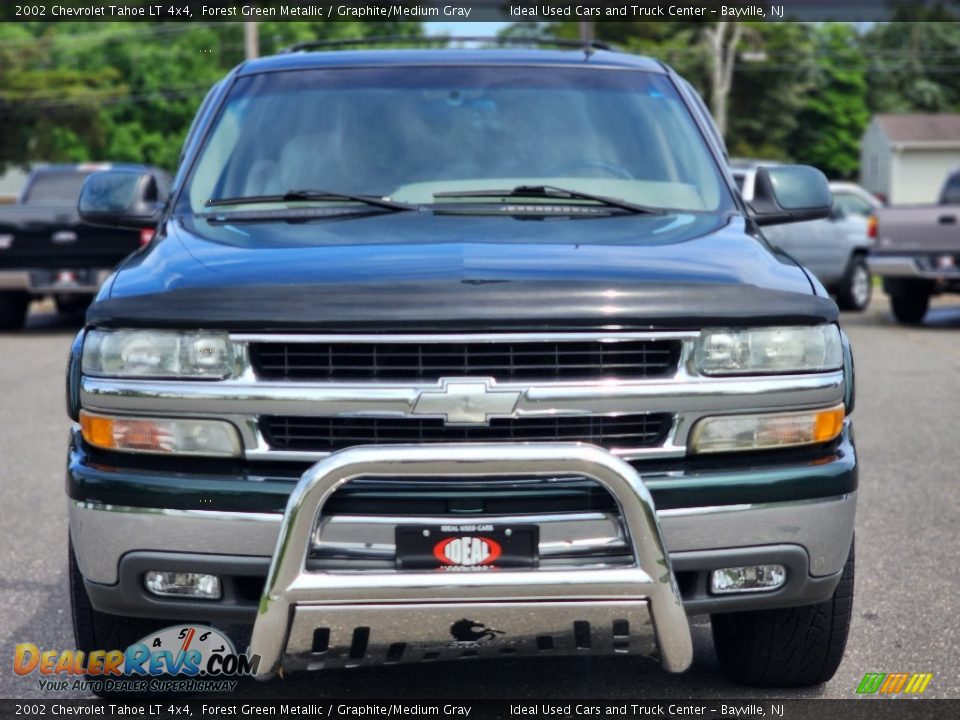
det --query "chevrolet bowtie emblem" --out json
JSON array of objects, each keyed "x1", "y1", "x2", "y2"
[{"x1": 412, "y1": 378, "x2": 522, "y2": 425}]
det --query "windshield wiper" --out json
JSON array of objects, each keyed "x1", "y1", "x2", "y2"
[
  {"x1": 432, "y1": 185, "x2": 665, "y2": 215},
  {"x1": 206, "y1": 189, "x2": 414, "y2": 212}
]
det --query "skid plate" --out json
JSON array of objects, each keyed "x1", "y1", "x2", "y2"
[{"x1": 283, "y1": 600, "x2": 656, "y2": 671}]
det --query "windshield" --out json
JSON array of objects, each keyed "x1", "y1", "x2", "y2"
[{"x1": 182, "y1": 66, "x2": 732, "y2": 215}]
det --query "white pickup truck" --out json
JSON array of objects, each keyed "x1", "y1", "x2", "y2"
[{"x1": 733, "y1": 160, "x2": 881, "y2": 312}]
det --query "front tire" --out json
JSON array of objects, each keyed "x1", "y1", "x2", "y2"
[
  {"x1": 69, "y1": 538, "x2": 166, "y2": 672},
  {"x1": 835, "y1": 256, "x2": 872, "y2": 311},
  {"x1": 710, "y1": 541, "x2": 854, "y2": 687},
  {"x1": 0, "y1": 291, "x2": 29, "y2": 330}
]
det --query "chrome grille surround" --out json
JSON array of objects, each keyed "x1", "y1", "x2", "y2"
[{"x1": 78, "y1": 330, "x2": 847, "y2": 462}]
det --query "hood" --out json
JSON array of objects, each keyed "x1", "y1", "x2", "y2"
[{"x1": 90, "y1": 210, "x2": 833, "y2": 331}]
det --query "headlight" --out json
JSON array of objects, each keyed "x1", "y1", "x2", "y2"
[
  {"x1": 695, "y1": 325, "x2": 842, "y2": 375},
  {"x1": 82, "y1": 329, "x2": 238, "y2": 379}
]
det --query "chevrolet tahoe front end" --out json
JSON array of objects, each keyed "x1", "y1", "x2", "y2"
[{"x1": 66, "y1": 46, "x2": 856, "y2": 689}]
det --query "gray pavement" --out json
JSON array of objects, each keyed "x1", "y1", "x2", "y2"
[{"x1": 1, "y1": 296, "x2": 958, "y2": 700}]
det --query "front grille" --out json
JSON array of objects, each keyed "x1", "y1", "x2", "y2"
[
  {"x1": 261, "y1": 413, "x2": 672, "y2": 453},
  {"x1": 322, "y1": 476, "x2": 619, "y2": 516},
  {"x1": 249, "y1": 339, "x2": 682, "y2": 382}
]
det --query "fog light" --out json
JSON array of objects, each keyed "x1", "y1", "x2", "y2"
[
  {"x1": 144, "y1": 571, "x2": 221, "y2": 600},
  {"x1": 710, "y1": 564, "x2": 786, "y2": 594}
]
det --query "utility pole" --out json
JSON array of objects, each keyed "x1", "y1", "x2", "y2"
[
  {"x1": 579, "y1": 21, "x2": 593, "y2": 44},
  {"x1": 244, "y1": 22, "x2": 259, "y2": 60}
]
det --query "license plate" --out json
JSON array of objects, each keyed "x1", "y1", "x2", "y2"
[{"x1": 396, "y1": 524, "x2": 538, "y2": 570}]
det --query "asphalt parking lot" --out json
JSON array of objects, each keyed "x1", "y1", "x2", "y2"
[{"x1": 2, "y1": 295, "x2": 958, "y2": 701}]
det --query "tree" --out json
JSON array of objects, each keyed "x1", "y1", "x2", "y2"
[
  {"x1": 703, "y1": 22, "x2": 743, "y2": 137},
  {"x1": 725, "y1": 22, "x2": 817, "y2": 160},
  {"x1": 788, "y1": 24, "x2": 869, "y2": 179},
  {"x1": 0, "y1": 23, "x2": 121, "y2": 170},
  {"x1": 0, "y1": 22, "x2": 423, "y2": 172},
  {"x1": 862, "y1": 20, "x2": 960, "y2": 114}
]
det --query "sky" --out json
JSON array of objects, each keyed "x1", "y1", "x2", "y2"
[{"x1": 424, "y1": 22, "x2": 509, "y2": 37}]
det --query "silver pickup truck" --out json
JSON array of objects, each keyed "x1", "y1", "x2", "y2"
[
  {"x1": 733, "y1": 161, "x2": 880, "y2": 312},
  {"x1": 870, "y1": 168, "x2": 960, "y2": 324}
]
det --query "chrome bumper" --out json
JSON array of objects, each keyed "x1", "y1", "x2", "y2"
[
  {"x1": 869, "y1": 255, "x2": 960, "y2": 279},
  {"x1": 0, "y1": 268, "x2": 110, "y2": 293},
  {"x1": 246, "y1": 444, "x2": 693, "y2": 678},
  {"x1": 68, "y1": 493, "x2": 857, "y2": 586},
  {"x1": 0, "y1": 271, "x2": 32, "y2": 290}
]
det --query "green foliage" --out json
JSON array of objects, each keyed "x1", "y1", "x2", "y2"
[
  {"x1": 7, "y1": 20, "x2": 960, "y2": 181},
  {"x1": 787, "y1": 24, "x2": 869, "y2": 179},
  {"x1": 726, "y1": 23, "x2": 817, "y2": 161},
  {"x1": 862, "y1": 21, "x2": 960, "y2": 114},
  {"x1": 522, "y1": 20, "x2": 960, "y2": 179},
  {"x1": 0, "y1": 22, "x2": 421, "y2": 173}
]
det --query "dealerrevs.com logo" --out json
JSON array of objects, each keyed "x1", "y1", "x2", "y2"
[{"x1": 14, "y1": 625, "x2": 259, "y2": 694}]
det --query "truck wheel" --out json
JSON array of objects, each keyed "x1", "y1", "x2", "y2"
[
  {"x1": 68, "y1": 538, "x2": 167, "y2": 685},
  {"x1": 835, "y1": 257, "x2": 871, "y2": 312},
  {"x1": 710, "y1": 541, "x2": 854, "y2": 687},
  {"x1": 890, "y1": 292, "x2": 930, "y2": 325},
  {"x1": 0, "y1": 291, "x2": 29, "y2": 330}
]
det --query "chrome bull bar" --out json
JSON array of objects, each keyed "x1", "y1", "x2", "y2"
[{"x1": 247, "y1": 443, "x2": 693, "y2": 678}]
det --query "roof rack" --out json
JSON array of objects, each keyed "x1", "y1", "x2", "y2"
[{"x1": 279, "y1": 36, "x2": 613, "y2": 55}]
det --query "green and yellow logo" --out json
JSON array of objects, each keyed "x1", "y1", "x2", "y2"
[{"x1": 856, "y1": 672, "x2": 934, "y2": 695}]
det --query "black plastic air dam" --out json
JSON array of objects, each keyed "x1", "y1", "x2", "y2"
[{"x1": 86, "y1": 280, "x2": 838, "y2": 330}]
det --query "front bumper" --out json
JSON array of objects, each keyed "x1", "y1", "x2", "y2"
[
  {"x1": 870, "y1": 254, "x2": 960, "y2": 280},
  {"x1": 69, "y1": 431, "x2": 857, "y2": 631}
]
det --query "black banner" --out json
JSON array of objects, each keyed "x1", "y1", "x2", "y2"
[
  {"x1": 2, "y1": 0, "x2": 957, "y2": 24},
  {"x1": 0, "y1": 700, "x2": 954, "y2": 719}
]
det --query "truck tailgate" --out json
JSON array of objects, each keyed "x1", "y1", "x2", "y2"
[
  {"x1": 876, "y1": 205, "x2": 960, "y2": 254},
  {"x1": 0, "y1": 205, "x2": 141, "y2": 270}
]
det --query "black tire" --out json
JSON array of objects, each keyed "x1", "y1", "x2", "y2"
[
  {"x1": 0, "y1": 291, "x2": 29, "y2": 330},
  {"x1": 890, "y1": 291, "x2": 930, "y2": 325},
  {"x1": 710, "y1": 541, "x2": 854, "y2": 687},
  {"x1": 69, "y1": 538, "x2": 168, "y2": 696},
  {"x1": 835, "y1": 256, "x2": 872, "y2": 312}
]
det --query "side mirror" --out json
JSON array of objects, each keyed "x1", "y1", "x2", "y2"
[
  {"x1": 78, "y1": 169, "x2": 166, "y2": 229},
  {"x1": 748, "y1": 165, "x2": 832, "y2": 227}
]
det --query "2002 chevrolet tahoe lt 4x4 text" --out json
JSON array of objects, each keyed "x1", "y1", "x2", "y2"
[{"x1": 66, "y1": 41, "x2": 857, "y2": 689}]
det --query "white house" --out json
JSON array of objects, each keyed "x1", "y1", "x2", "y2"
[{"x1": 860, "y1": 113, "x2": 960, "y2": 204}]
